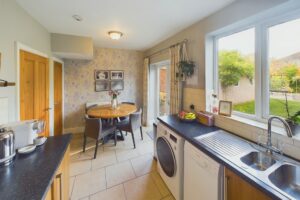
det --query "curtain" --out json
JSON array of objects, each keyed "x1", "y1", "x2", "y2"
[
  {"x1": 142, "y1": 58, "x2": 150, "y2": 126},
  {"x1": 169, "y1": 45, "x2": 183, "y2": 114}
]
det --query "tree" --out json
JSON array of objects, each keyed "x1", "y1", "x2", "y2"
[
  {"x1": 218, "y1": 50, "x2": 254, "y2": 88},
  {"x1": 281, "y1": 65, "x2": 299, "y2": 92}
]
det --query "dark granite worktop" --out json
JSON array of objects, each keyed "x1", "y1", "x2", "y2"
[
  {"x1": 158, "y1": 115, "x2": 287, "y2": 200},
  {"x1": 0, "y1": 134, "x2": 72, "y2": 200}
]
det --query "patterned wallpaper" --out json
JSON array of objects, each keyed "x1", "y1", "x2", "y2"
[{"x1": 64, "y1": 47, "x2": 144, "y2": 129}]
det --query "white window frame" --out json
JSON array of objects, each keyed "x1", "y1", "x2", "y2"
[{"x1": 211, "y1": 9, "x2": 300, "y2": 123}]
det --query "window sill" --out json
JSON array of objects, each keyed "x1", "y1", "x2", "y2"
[{"x1": 215, "y1": 114, "x2": 300, "y2": 141}]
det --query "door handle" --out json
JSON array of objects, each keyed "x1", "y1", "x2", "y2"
[{"x1": 45, "y1": 108, "x2": 52, "y2": 111}]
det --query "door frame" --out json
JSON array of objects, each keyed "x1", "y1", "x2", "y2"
[
  {"x1": 149, "y1": 60, "x2": 170, "y2": 123},
  {"x1": 15, "y1": 42, "x2": 63, "y2": 136}
]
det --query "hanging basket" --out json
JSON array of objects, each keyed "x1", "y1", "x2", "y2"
[{"x1": 177, "y1": 60, "x2": 195, "y2": 81}]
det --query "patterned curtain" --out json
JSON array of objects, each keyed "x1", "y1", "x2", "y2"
[
  {"x1": 142, "y1": 58, "x2": 150, "y2": 126},
  {"x1": 169, "y1": 45, "x2": 183, "y2": 114}
]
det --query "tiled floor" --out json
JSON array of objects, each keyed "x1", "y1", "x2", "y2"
[{"x1": 69, "y1": 127, "x2": 175, "y2": 200}]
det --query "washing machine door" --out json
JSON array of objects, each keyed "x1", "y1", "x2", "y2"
[{"x1": 156, "y1": 137, "x2": 176, "y2": 177}]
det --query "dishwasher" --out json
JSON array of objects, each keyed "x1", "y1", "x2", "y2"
[{"x1": 184, "y1": 141, "x2": 224, "y2": 200}]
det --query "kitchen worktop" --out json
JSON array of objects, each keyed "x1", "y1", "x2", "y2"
[
  {"x1": 0, "y1": 134, "x2": 72, "y2": 200},
  {"x1": 158, "y1": 115, "x2": 288, "y2": 200}
]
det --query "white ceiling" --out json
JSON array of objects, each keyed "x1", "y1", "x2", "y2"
[{"x1": 16, "y1": 0, "x2": 235, "y2": 51}]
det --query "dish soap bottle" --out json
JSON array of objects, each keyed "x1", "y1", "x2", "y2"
[{"x1": 211, "y1": 94, "x2": 219, "y2": 114}]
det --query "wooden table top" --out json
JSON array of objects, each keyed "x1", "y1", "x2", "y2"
[{"x1": 87, "y1": 103, "x2": 137, "y2": 118}]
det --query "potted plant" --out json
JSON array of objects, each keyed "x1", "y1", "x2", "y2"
[
  {"x1": 177, "y1": 60, "x2": 195, "y2": 81},
  {"x1": 109, "y1": 90, "x2": 120, "y2": 109},
  {"x1": 282, "y1": 91, "x2": 300, "y2": 135},
  {"x1": 286, "y1": 111, "x2": 300, "y2": 135}
]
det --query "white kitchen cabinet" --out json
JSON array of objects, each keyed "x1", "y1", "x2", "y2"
[{"x1": 184, "y1": 141, "x2": 223, "y2": 200}]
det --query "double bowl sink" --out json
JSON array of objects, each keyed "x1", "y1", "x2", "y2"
[
  {"x1": 196, "y1": 130, "x2": 300, "y2": 200},
  {"x1": 241, "y1": 151, "x2": 300, "y2": 199}
]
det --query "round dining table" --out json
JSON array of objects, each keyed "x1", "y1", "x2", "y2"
[
  {"x1": 87, "y1": 103, "x2": 137, "y2": 141},
  {"x1": 87, "y1": 103, "x2": 137, "y2": 119}
]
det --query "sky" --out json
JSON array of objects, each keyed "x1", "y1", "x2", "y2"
[{"x1": 218, "y1": 18, "x2": 300, "y2": 59}]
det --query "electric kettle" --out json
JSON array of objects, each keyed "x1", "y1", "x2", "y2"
[{"x1": 0, "y1": 128, "x2": 16, "y2": 166}]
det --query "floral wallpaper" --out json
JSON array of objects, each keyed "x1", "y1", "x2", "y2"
[{"x1": 64, "y1": 47, "x2": 144, "y2": 129}]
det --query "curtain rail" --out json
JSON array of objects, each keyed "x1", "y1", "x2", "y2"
[{"x1": 147, "y1": 39, "x2": 188, "y2": 58}]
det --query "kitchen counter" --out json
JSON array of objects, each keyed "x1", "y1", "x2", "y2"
[
  {"x1": 0, "y1": 134, "x2": 72, "y2": 200},
  {"x1": 158, "y1": 115, "x2": 287, "y2": 200}
]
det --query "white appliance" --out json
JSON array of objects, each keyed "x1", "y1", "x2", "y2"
[
  {"x1": 184, "y1": 141, "x2": 224, "y2": 200},
  {"x1": 156, "y1": 122, "x2": 184, "y2": 200},
  {"x1": 0, "y1": 120, "x2": 44, "y2": 149}
]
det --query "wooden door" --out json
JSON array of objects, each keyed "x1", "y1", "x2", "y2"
[
  {"x1": 225, "y1": 167, "x2": 272, "y2": 200},
  {"x1": 54, "y1": 61, "x2": 63, "y2": 136},
  {"x1": 20, "y1": 50, "x2": 49, "y2": 136}
]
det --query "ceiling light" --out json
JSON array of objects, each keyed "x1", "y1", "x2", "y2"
[
  {"x1": 72, "y1": 15, "x2": 83, "y2": 22},
  {"x1": 108, "y1": 31, "x2": 123, "y2": 40}
]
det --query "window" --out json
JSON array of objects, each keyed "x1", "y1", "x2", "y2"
[
  {"x1": 268, "y1": 18, "x2": 300, "y2": 120},
  {"x1": 210, "y1": 12, "x2": 300, "y2": 124},
  {"x1": 217, "y1": 28, "x2": 255, "y2": 116}
]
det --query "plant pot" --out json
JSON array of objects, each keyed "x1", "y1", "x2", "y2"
[{"x1": 287, "y1": 120, "x2": 300, "y2": 136}]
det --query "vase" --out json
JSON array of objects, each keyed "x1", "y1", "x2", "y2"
[{"x1": 111, "y1": 98, "x2": 118, "y2": 109}]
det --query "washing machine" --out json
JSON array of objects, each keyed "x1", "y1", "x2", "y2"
[{"x1": 156, "y1": 122, "x2": 184, "y2": 200}]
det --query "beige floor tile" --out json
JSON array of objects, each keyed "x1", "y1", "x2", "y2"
[
  {"x1": 130, "y1": 154, "x2": 156, "y2": 177},
  {"x1": 71, "y1": 168, "x2": 106, "y2": 199},
  {"x1": 161, "y1": 195, "x2": 176, "y2": 200},
  {"x1": 106, "y1": 161, "x2": 136, "y2": 188},
  {"x1": 116, "y1": 147, "x2": 139, "y2": 162},
  {"x1": 90, "y1": 184, "x2": 126, "y2": 200},
  {"x1": 78, "y1": 196, "x2": 89, "y2": 200},
  {"x1": 91, "y1": 150, "x2": 117, "y2": 170},
  {"x1": 150, "y1": 171, "x2": 170, "y2": 197},
  {"x1": 137, "y1": 140, "x2": 154, "y2": 155},
  {"x1": 123, "y1": 174, "x2": 162, "y2": 200},
  {"x1": 70, "y1": 176, "x2": 75, "y2": 197},
  {"x1": 70, "y1": 158, "x2": 92, "y2": 177}
]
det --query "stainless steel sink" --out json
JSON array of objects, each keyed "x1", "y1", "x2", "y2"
[
  {"x1": 240, "y1": 151, "x2": 277, "y2": 171},
  {"x1": 269, "y1": 164, "x2": 300, "y2": 199}
]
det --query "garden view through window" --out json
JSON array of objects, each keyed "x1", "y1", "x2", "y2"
[
  {"x1": 217, "y1": 28, "x2": 255, "y2": 115},
  {"x1": 268, "y1": 18, "x2": 300, "y2": 121}
]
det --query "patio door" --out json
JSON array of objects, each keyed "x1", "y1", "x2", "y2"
[{"x1": 149, "y1": 60, "x2": 170, "y2": 123}]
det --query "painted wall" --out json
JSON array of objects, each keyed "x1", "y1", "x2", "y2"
[
  {"x1": 51, "y1": 33, "x2": 94, "y2": 60},
  {"x1": 63, "y1": 47, "x2": 144, "y2": 132},
  {"x1": 144, "y1": 0, "x2": 288, "y2": 111},
  {"x1": 0, "y1": 0, "x2": 51, "y2": 123}
]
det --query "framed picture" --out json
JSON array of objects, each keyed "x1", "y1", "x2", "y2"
[
  {"x1": 95, "y1": 70, "x2": 109, "y2": 80},
  {"x1": 95, "y1": 80, "x2": 110, "y2": 92},
  {"x1": 110, "y1": 70, "x2": 124, "y2": 80},
  {"x1": 110, "y1": 80, "x2": 124, "y2": 91},
  {"x1": 218, "y1": 100, "x2": 232, "y2": 117}
]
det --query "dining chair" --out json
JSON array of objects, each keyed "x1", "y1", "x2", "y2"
[
  {"x1": 116, "y1": 108, "x2": 143, "y2": 148},
  {"x1": 83, "y1": 115, "x2": 117, "y2": 159},
  {"x1": 85, "y1": 104, "x2": 97, "y2": 114},
  {"x1": 119, "y1": 102, "x2": 136, "y2": 121}
]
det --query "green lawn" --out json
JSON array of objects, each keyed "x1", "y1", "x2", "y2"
[{"x1": 233, "y1": 98, "x2": 300, "y2": 118}]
